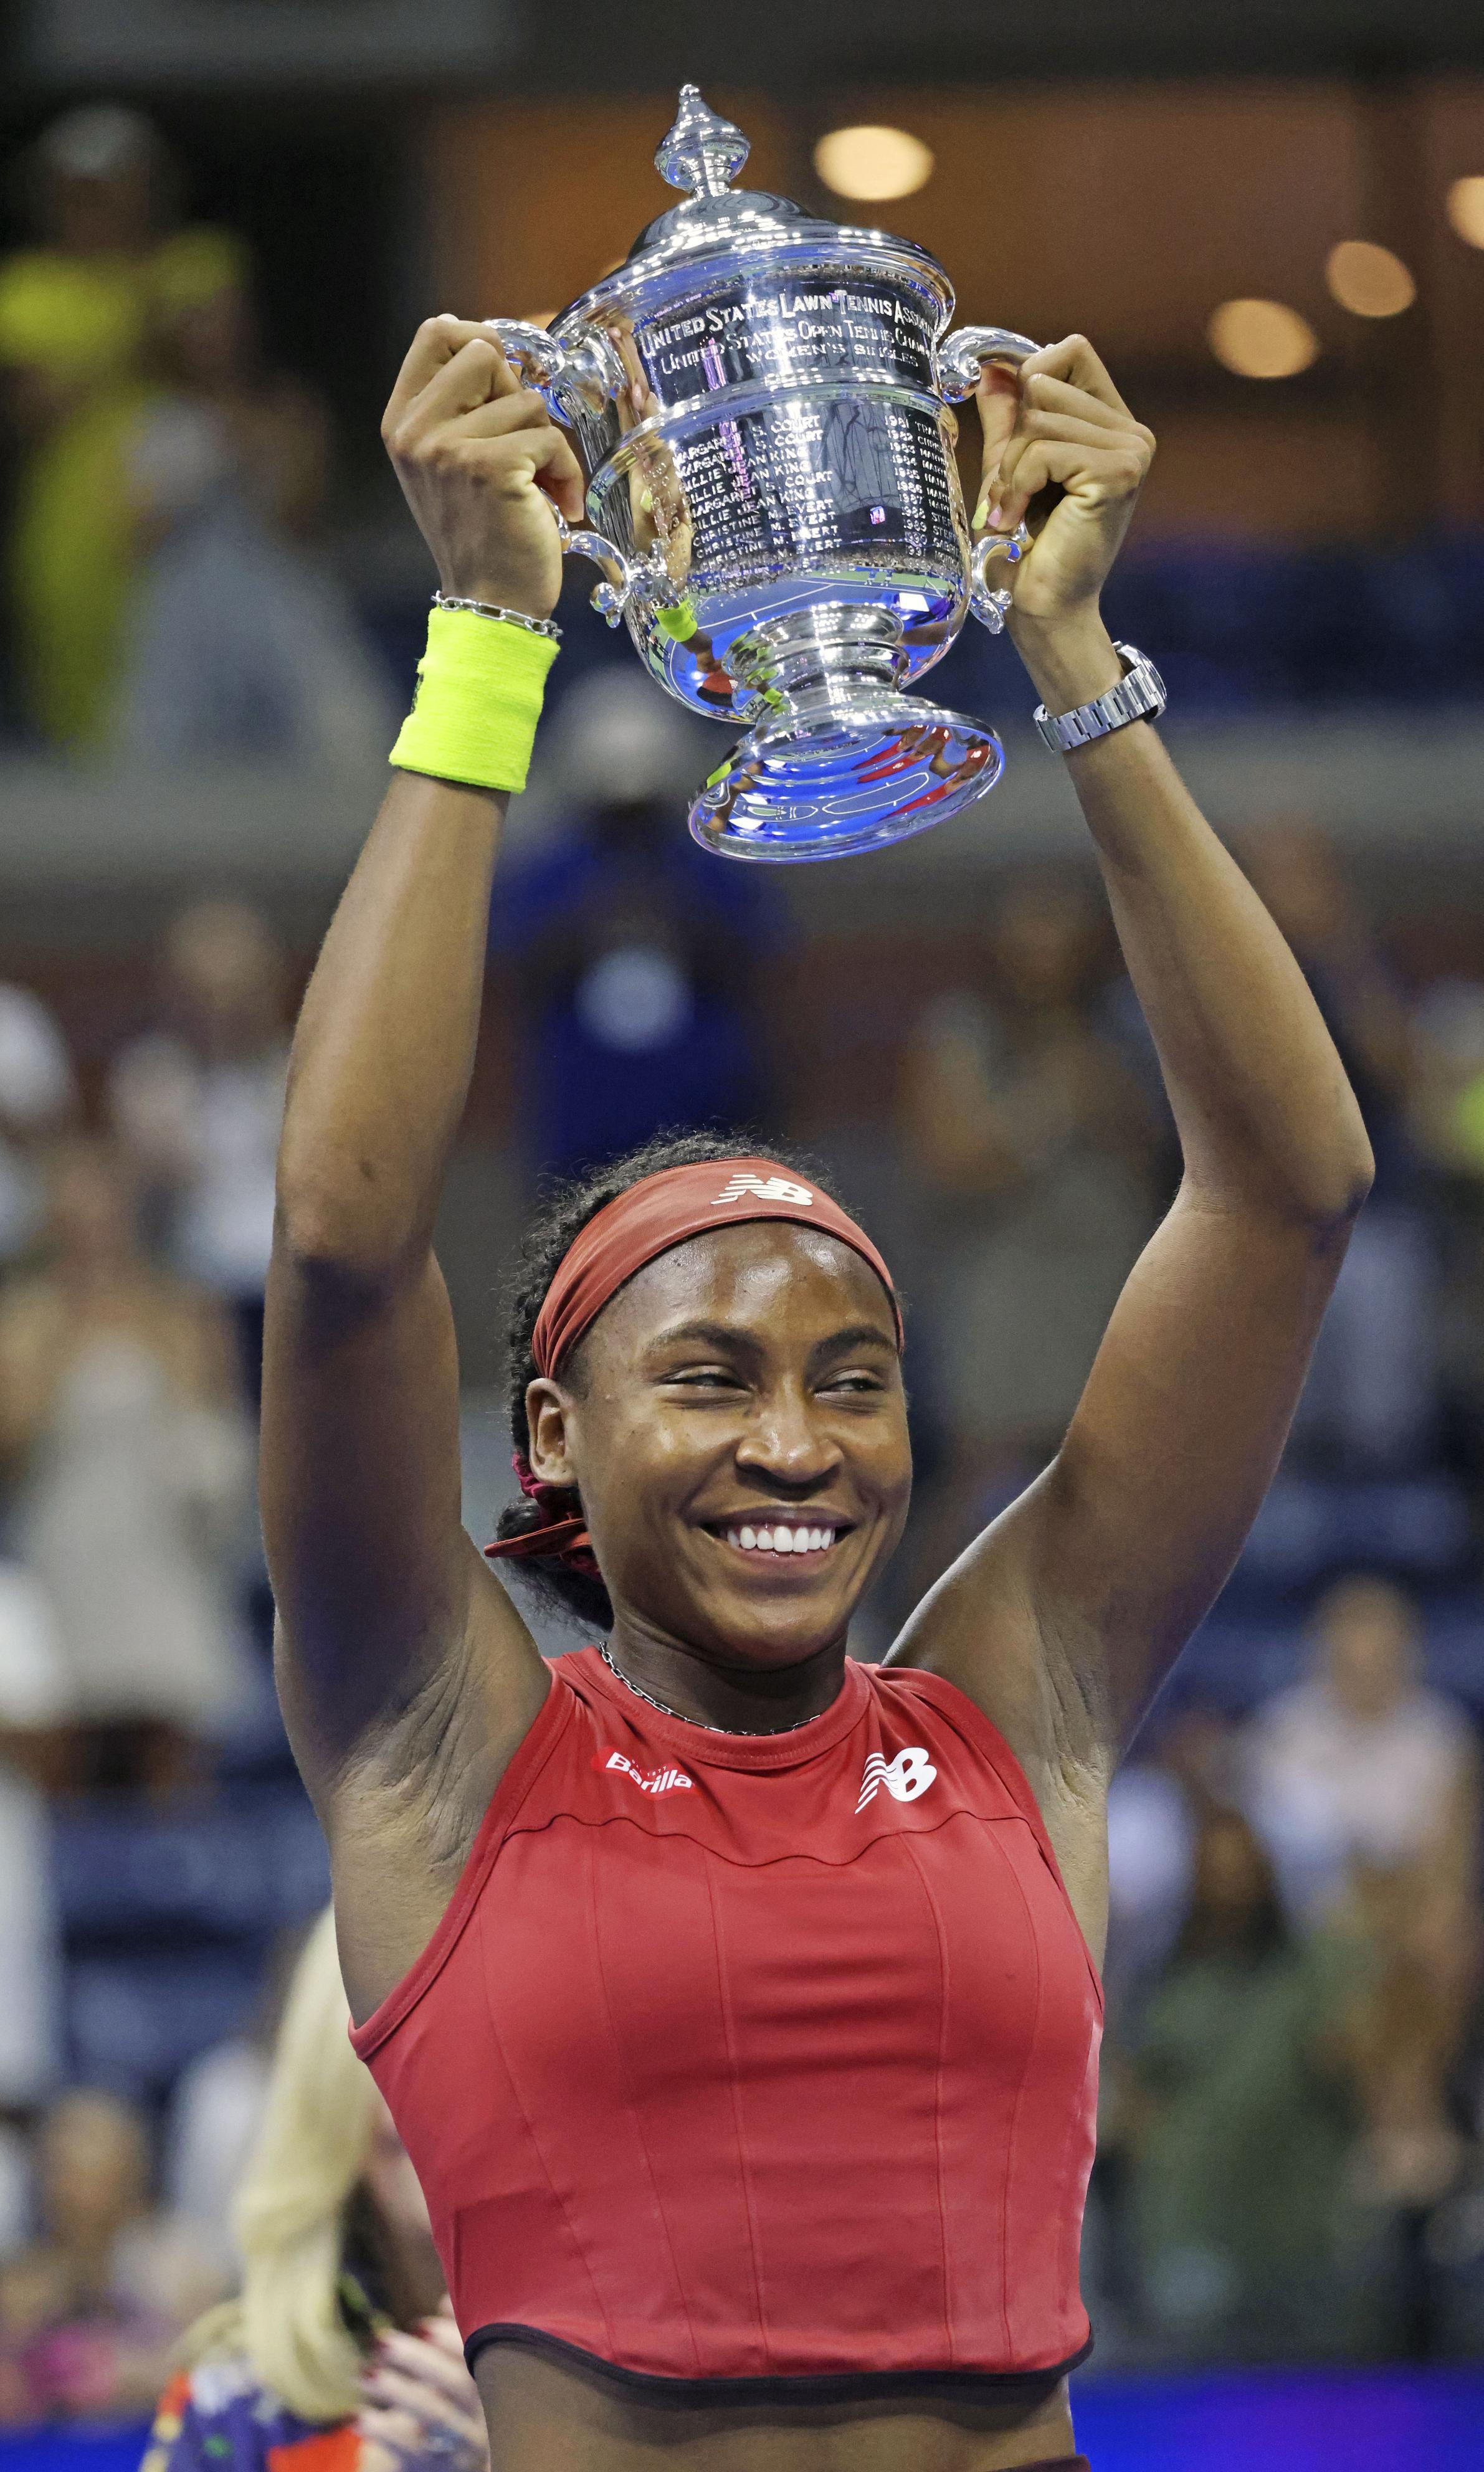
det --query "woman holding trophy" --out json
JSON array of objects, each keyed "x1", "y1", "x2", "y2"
[{"x1": 260, "y1": 120, "x2": 1372, "y2": 2472}]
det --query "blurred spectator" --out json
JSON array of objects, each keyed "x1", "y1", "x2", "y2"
[
  {"x1": 1409, "y1": 976, "x2": 1484, "y2": 1180},
  {"x1": 1407, "y1": 974, "x2": 1484, "y2": 1485},
  {"x1": 112, "y1": 245, "x2": 394, "y2": 765},
  {"x1": 1244, "y1": 1576, "x2": 1480, "y2": 1928},
  {"x1": 0, "y1": 106, "x2": 241, "y2": 746},
  {"x1": 1123, "y1": 1810, "x2": 1363, "y2": 2357},
  {"x1": 162, "y1": 2042, "x2": 273, "y2": 2293},
  {"x1": 1240, "y1": 821, "x2": 1437, "y2": 1475},
  {"x1": 145, "y1": 1910, "x2": 485, "y2": 2472},
  {"x1": 109, "y1": 898, "x2": 291, "y2": 1395},
  {"x1": 1343, "y1": 1861, "x2": 1476, "y2": 2218},
  {"x1": 0, "y1": 1135, "x2": 255, "y2": 1793},
  {"x1": 494, "y1": 672, "x2": 773, "y2": 1177},
  {"x1": 0, "y1": 2089, "x2": 226, "y2": 2425},
  {"x1": 161, "y1": 1930, "x2": 309, "y2": 2284},
  {"x1": 0, "y1": 985, "x2": 76, "y2": 1267},
  {"x1": 898, "y1": 874, "x2": 1156, "y2": 1546},
  {"x1": 1104, "y1": 1707, "x2": 1244, "y2": 2012},
  {"x1": 0, "y1": 1565, "x2": 69, "y2": 2116}
]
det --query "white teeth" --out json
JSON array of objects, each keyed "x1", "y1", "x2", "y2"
[{"x1": 721, "y1": 1523, "x2": 842, "y2": 1554}]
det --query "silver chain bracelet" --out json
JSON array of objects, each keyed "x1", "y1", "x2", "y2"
[{"x1": 432, "y1": 591, "x2": 562, "y2": 640}]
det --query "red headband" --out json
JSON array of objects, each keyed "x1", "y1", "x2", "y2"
[{"x1": 484, "y1": 1157, "x2": 900, "y2": 1577}]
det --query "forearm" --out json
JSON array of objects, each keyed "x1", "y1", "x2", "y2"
[
  {"x1": 1011, "y1": 610, "x2": 1374, "y2": 1226},
  {"x1": 276, "y1": 770, "x2": 506, "y2": 1280}
]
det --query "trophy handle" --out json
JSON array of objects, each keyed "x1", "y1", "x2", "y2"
[
  {"x1": 938, "y1": 326, "x2": 1041, "y2": 635},
  {"x1": 483, "y1": 318, "x2": 624, "y2": 422},
  {"x1": 549, "y1": 510, "x2": 677, "y2": 630},
  {"x1": 937, "y1": 324, "x2": 1040, "y2": 402},
  {"x1": 551, "y1": 510, "x2": 641, "y2": 625},
  {"x1": 966, "y1": 526, "x2": 1032, "y2": 635}
]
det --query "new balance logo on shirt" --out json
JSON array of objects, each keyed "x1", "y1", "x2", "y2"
[
  {"x1": 710, "y1": 1174, "x2": 816, "y2": 1207},
  {"x1": 593, "y1": 1741, "x2": 937, "y2": 1812},
  {"x1": 857, "y1": 1747, "x2": 938, "y2": 1812},
  {"x1": 593, "y1": 1749, "x2": 695, "y2": 1795}
]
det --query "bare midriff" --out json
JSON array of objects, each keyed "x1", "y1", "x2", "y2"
[{"x1": 472, "y1": 2347, "x2": 1078, "y2": 2472}]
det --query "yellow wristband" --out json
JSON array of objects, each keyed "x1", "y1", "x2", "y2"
[{"x1": 389, "y1": 606, "x2": 559, "y2": 794}]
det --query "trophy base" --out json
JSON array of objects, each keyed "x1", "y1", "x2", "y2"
[{"x1": 687, "y1": 687, "x2": 1004, "y2": 863}]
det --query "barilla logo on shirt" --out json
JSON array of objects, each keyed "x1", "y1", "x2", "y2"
[
  {"x1": 710, "y1": 1173, "x2": 815, "y2": 1207},
  {"x1": 592, "y1": 1749, "x2": 695, "y2": 1795}
]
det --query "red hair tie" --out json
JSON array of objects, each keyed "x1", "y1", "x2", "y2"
[{"x1": 483, "y1": 1452, "x2": 599, "y2": 1576}]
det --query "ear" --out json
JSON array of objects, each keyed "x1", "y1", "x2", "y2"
[{"x1": 525, "y1": 1379, "x2": 576, "y2": 1488}]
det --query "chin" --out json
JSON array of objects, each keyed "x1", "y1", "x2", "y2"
[{"x1": 703, "y1": 1581, "x2": 862, "y2": 1665}]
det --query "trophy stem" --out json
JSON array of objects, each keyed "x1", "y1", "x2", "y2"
[
  {"x1": 721, "y1": 604, "x2": 908, "y2": 713},
  {"x1": 689, "y1": 606, "x2": 1003, "y2": 863}
]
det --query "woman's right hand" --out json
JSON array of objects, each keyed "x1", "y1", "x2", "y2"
[
  {"x1": 356, "y1": 2310, "x2": 488, "y2": 2472},
  {"x1": 381, "y1": 318, "x2": 586, "y2": 621}
]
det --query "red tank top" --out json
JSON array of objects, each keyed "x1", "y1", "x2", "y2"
[{"x1": 350, "y1": 1648, "x2": 1101, "y2": 2400}]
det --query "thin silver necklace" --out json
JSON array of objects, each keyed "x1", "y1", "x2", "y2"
[{"x1": 597, "y1": 1638, "x2": 825, "y2": 1736}]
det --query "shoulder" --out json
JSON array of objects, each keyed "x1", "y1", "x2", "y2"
[
  {"x1": 863, "y1": 1660, "x2": 1051, "y2": 1817},
  {"x1": 0, "y1": 252, "x2": 61, "y2": 338},
  {"x1": 150, "y1": 227, "x2": 250, "y2": 299},
  {"x1": 0, "y1": 1273, "x2": 64, "y2": 1344},
  {"x1": 1248, "y1": 1680, "x2": 1324, "y2": 1749},
  {"x1": 1406, "y1": 1688, "x2": 1479, "y2": 1774}
]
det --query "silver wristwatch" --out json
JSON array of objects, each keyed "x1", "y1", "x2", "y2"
[{"x1": 1034, "y1": 642, "x2": 1166, "y2": 755}]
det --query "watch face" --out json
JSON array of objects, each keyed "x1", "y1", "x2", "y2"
[{"x1": 1118, "y1": 647, "x2": 1163, "y2": 703}]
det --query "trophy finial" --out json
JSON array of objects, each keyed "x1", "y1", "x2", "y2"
[{"x1": 655, "y1": 85, "x2": 750, "y2": 199}]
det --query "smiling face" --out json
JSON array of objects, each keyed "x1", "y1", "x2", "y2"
[{"x1": 526, "y1": 1220, "x2": 911, "y2": 1670}]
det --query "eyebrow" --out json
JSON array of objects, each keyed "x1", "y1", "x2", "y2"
[
  {"x1": 810, "y1": 1323, "x2": 898, "y2": 1360},
  {"x1": 647, "y1": 1318, "x2": 898, "y2": 1362}
]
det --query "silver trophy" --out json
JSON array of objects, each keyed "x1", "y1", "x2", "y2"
[{"x1": 489, "y1": 87, "x2": 1038, "y2": 862}]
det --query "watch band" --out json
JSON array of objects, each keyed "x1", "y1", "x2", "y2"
[{"x1": 1034, "y1": 642, "x2": 1166, "y2": 754}]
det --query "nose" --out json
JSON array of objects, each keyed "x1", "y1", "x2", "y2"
[{"x1": 734, "y1": 1384, "x2": 842, "y2": 1493}]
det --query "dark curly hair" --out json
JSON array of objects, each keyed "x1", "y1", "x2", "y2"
[{"x1": 492, "y1": 1129, "x2": 856, "y2": 1633}]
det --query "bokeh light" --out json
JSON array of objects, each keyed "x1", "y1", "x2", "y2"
[
  {"x1": 813, "y1": 125, "x2": 934, "y2": 202},
  {"x1": 1446, "y1": 175, "x2": 1484, "y2": 247},
  {"x1": 1207, "y1": 298, "x2": 1320, "y2": 379},
  {"x1": 1325, "y1": 240, "x2": 1417, "y2": 317}
]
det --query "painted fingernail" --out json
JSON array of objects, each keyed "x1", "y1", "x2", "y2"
[
  {"x1": 972, "y1": 495, "x2": 989, "y2": 529},
  {"x1": 639, "y1": 487, "x2": 654, "y2": 512},
  {"x1": 986, "y1": 503, "x2": 1004, "y2": 530}
]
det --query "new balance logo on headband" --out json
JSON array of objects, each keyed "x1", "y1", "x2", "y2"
[{"x1": 711, "y1": 1174, "x2": 816, "y2": 1207}]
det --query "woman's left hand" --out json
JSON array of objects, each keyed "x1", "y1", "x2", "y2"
[
  {"x1": 356, "y1": 2312, "x2": 488, "y2": 2472},
  {"x1": 973, "y1": 336, "x2": 1154, "y2": 627}
]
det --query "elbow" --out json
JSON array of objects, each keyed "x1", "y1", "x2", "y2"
[
  {"x1": 1293, "y1": 1129, "x2": 1375, "y2": 1241},
  {"x1": 272, "y1": 1156, "x2": 422, "y2": 1299}
]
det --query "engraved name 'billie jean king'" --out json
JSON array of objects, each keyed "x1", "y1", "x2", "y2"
[{"x1": 488, "y1": 87, "x2": 1039, "y2": 862}]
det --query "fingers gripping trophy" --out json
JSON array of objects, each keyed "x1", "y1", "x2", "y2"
[{"x1": 394, "y1": 85, "x2": 1159, "y2": 861}]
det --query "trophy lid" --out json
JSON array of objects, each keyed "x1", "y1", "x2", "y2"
[{"x1": 628, "y1": 84, "x2": 810, "y2": 260}]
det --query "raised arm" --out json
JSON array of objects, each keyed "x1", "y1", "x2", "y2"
[
  {"x1": 261, "y1": 322, "x2": 584, "y2": 1997},
  {"x1": 895, "y1": 342, "x2": 1373, "y2": 1828}
]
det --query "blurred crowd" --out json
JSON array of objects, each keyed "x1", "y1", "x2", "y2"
[
  {"x1": 1, "y1": 89, "x2": 1483, "y2": 2435},
  {"x1": 0, "y1": 105, "x2": 392, "y2": 761}
]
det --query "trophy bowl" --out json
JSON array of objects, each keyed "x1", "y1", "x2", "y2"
[{"x1": 488, "y1": 87, "x2": 1038, "y2": 862}]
